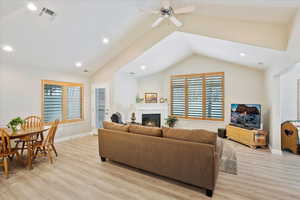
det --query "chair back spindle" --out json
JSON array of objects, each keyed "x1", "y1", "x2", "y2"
[{"x1": 22, "y1": 116, "x2": 43, "y2": 130}]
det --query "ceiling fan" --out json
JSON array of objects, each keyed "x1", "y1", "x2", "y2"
[{"x1": 148, "y1": 0, "x2": 195, "y2": 28}]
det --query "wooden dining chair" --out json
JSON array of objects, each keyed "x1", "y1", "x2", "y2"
[
  {"x1": 33, "y1": 120, "x2": 59, "y2": 164},
  {"x1": 0, "y1": 128, "x2": 20, "y2": 178},
  {"x1": 16, "y1": 115, "x2": 44, "y2": 155},
  {"x1": 22, "y1": 116, "x2": 44, "y2": 129}
]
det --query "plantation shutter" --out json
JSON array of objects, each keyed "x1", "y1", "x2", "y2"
[
  {"x1": 170, "y1": 72, "x2": 224, "y2": 121},
  {"x1": 205, "y1": 74, "x2": 224, "y2": 120},
  {"x1": 171, "y1": 77, "x2": 185, "y2": 116},
  {"x1": 43, "y1": 84, "x2": 63, "y2": 123},
  {"x1": 187, "y1": 76, "x2": 203, "y2": 118},
  {"x1": 67, "y1": 86, "x2": 82, "y2": 120}
]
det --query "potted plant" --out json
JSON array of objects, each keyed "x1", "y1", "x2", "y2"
[
  {"x1": 7, "y1": 117, "x2": 24, "y2": 132},
  {"x1": 165, "y1": 116, "x2": 178, "y2": 128},
  {"x1": 136, "y1": 95, "x2": 144, "y2": 103}
]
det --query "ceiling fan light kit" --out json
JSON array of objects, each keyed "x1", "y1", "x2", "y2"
[{"x1": 150, "y1": 0, "x2": 195, "y2": 28}]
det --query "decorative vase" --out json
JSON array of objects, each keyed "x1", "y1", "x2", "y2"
[
  {"x1": 16, "y1": 124, "x2": 22, "y2": 130},
  {"x1": 131, "y1": 112, "x2": 136, "y2": 123}
]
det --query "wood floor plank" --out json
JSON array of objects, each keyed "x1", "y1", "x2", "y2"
[{"x1": 0, "y1": 135, "x2": 300, "y2": 200}]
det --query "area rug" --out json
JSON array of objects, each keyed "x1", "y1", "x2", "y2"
[{"x1": 219, "y1": 139, "x2": 238, "y2": 175}]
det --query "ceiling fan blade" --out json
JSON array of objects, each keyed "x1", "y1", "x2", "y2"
[
  {"x1": 169, "y1": 16, "x2": 183, "y2": 27},
  {"x1": 152, "y1": 17, "x2": 164, "y2": 27},
  {"x1": 161, "y1": 0, "x2": 170, "y2": 9},
  {"x1": 174, "y1": 6, "x2": 195, "y2": 14},
  {"x1": 140, "y1": 8, "x2": 160, "y2": 14}
]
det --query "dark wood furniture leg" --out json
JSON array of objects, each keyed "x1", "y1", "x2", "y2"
[
  {"x1": 206, "y1": 189, "x2": 213, "y2": 197},
  {"x1": 100, "y1": 156, "x2": 106, "y2": 162}
]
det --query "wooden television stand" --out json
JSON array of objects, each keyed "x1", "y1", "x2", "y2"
[{"x1": 226, "y1": 125, "x2": 268, "y2": 149}]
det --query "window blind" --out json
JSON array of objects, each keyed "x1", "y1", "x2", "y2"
[
  {"x1": 67, "y1": 86, "x2": 82, "y2": 120},
  {"x1": 205, "y1": 74, "x2": 224, "y2": 120},
  {"x1": 187, "y1": 77, "x2": 203, "y2": 118},
  {"x1": 43, "y1": 84, "x2": 63, "y2": 123},
  {"x1": 171, "y1": 78, "x2": 185, "y2": 117},
  {"x1": 170, "y1": 72, "x2": 224, "y2": 121}
]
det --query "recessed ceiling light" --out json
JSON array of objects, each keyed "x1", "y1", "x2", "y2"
[
  {"x1": 240, "y1": 53, "x2": 246, "y2": 57},
  {"x1": 2, "y1": 45, "x2": 14, "y2": 52},
  {"x1": 140, "y1": 65, "x2": 147, "y2": 70},
  {"x1": 102, "y1": 37, "x2": 109, "y2": 44},
  {"x1": 75, "y1": 62, "x2": 82, "y2": 68},
  {"x1": 27, "y1": 2, "x2": 38, "y2": 11}
]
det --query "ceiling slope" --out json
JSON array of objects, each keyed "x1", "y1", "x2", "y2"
[{"x1": 1, "y1": 0, "x2": 299, "y2": 76}]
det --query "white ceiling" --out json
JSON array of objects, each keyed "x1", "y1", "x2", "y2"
[
  {"x1": 119, "y1": 31, "x2": 292, "y2": 78},
  {"x1": 0, "y1": 0, "x2": 299, "y2": 75}
]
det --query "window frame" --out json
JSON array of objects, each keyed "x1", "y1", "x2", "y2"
[
  {"x1": 170, "y1": 72, "x2": 224, "y2": 121},
  {"x1": 41, "y1": 80, "x2": 84, "y2": 124}
]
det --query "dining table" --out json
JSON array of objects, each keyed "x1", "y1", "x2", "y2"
[{"x1": 5, "y1": 126, "x2": 49, "y2": 170}]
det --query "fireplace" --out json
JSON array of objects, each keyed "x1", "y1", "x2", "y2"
[{"x1": 142, "y1": 114, "x2": 161, "y2": 127}]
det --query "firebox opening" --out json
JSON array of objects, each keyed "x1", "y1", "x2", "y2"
[{"x1": 142, "y1": 114, "x2": 161, "y2": 127}]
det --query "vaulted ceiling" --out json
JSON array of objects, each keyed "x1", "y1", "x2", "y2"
[
  {"x1": 0, "y1": 0, "x2": 299, "y2": 75},
  {"x1": 118, "y1": 31, "x2": 292, "y2": 78}
]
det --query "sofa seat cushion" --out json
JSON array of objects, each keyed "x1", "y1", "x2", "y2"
[
  {"x1": 103, "y1": 121, "x2": 129, "y2": 132},
  {"x1": 162, "y1": 127, "x2": 217, "y2": 145},
  {"x1": 129, "y1": 124, "x2": 162, "y2": 137}
]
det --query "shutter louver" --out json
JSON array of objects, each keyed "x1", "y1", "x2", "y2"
[
  {"x1": 171, "y1": 78, "x2": 185, "y2": 116},
  {"x1": 205, "y1": 74, "x2": 224, "y2": 120},
  {"x1": 43, "y1": 84, "x2": 63, "y2": 123},
  {"x1": 67, "y1": 87, "x2": 82, "y2": 120},
  {"x1": 187, "y1": 76, "x2": 203, "y2": 118}
]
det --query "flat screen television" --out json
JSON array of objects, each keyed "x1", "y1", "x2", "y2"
[{"x1": 230, "y1": 104, "x2": 261, "y2": 129}]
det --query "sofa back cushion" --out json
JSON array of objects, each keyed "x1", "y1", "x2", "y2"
[
  {"x1": 103, "y1": 121, "x2": 129, "y2": 132},
  {"x1": 129, "y1": 124, "x2": 162, "y2": 137},
  {"x1": 162, "y1": 127, "x2": 217, "y2": 145}
]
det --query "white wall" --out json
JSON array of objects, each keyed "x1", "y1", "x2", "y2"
[
  {"x1": 111, "y1": 72, "x2": 138, "y2": 122},
  {"x1": 137, "y1": 54, "x2": 267, "y2": 132},
  {"x1": 280, "y1": 62, "x2": 300, "y2": 121},
  {"x1": 0, "y1": 64, "x2": 91, "y2": 139}
]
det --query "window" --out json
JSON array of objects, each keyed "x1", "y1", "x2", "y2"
[
  {"x1": 42, "y1": 80, "x2": 84, "y2": 123},
  {"x1": 170, "y1": 72, "x2": 224, "y2": 121}
]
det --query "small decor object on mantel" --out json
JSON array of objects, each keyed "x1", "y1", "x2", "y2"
[
  {"x1": 159, "y1": 97, "x2": 167, "y2": 103},
  {"x1": 136, "y1": 95, "x2": 144, "y2": 103},
  {"x1": 165, "y1": 116, "x2": 178, "y2": 128},
  {"x1": 144, "y1": 93, "x2": 158, "y2": 103},
  {"x1": 7, "y1": 117, "x2": 24, "y2": 132},
  {"x1": 131, "y1": 112, "x2": 136, "y2": 123}
]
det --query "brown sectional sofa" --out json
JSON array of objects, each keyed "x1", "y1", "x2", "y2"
[{"x1": 98, "y1": 121, "x2": 221, "y2": 197}]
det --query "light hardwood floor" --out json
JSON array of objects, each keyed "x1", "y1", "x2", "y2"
[{"x1": 0, "y1": 135, "x2": 300, "y2": 200}]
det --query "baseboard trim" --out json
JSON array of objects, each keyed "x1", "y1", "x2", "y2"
[
  {"x1": 55, "y1": 132, "x2": 93, "y2": 143},
  {"x1": 269, "y1": 145, "x2": 282, "y2": 155}
]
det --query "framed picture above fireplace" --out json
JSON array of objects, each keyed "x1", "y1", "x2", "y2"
[{"x1": 144, "y1": 93, "x2": 158, "y2": 103}]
